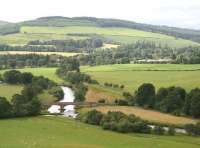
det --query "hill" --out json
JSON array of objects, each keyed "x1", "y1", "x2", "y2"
[
  {"x1": 0, "y1": 17, "x2": 200, "y2": 47},
  {"x1": 20, "y1": 16, "x2": 200, "y2": 43},
  {"x1": 0, "y1": 116, "x2": 200, "y2": 148}
]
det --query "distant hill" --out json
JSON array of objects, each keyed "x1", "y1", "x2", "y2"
[
  {"x1": 0, "y1": 16, "x2": 200, "y2": 43},
  {"x1": 20, "y1": 16, "x2": 200, "y2": 43}
]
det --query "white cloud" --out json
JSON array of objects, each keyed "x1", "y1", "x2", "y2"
[{"x1": 0, "y1": 0, "x2": 200, "y2": 29}]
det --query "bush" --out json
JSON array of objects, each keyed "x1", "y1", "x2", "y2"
[
  {"x1": 80, "y1": 110, "x2": 103, "y2": 125},
  {"x1": 115, "y1": 99, "x2": 128, "y2": 106},
  {"x1": 98, "y1": 99, "x2": 106, "y2": 104},
  {"x1": 167, "y1": 126, "x2": 175, "y2": 136},
  {"x1": 153, "y1": 125, "x2": 165, "y2": 135},
  {"x1": 0, "y1": 97, "x2": 13, "y2": 118},
  {"x1": 49, "y1": 86, "x2": 64, "y2": 101},
  {"x1": 185, "y1": 123, "x2": 200, "y2": 136},
  {"x1": 120, "y1": 85, "x2": 125, "y2": 89}
]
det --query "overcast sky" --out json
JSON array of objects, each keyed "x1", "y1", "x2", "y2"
[{"x1": 1, "y1": 0, "x2": 200, "y2": 29}]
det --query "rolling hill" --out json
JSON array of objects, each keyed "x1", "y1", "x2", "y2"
[{"x1": 0, "y1": 16, "x2": 200, "y2": 47}]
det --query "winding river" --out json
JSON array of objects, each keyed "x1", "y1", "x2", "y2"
[{"x1": 48, "y1": 86, "x2": 77, "y2": 118}]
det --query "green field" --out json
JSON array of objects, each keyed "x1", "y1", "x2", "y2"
[
  {"x1": 0, "y1": 33, "x2": 87, "y2": 46},
  {"x1": 0, "y1": 25, "x2": 199, "y2": 47},
  {"x1": 81, "y1": 64, "x2": 200, "y2": 92},
  {"x1": 0, "y1": 116, "x2": 200, "y2": 148},
  {"x1": 0, "y1": 84, "x2": 23, "y2": 101},
  {"x1": 1, "y1": 65, "x2": 200, "y2": 101}
]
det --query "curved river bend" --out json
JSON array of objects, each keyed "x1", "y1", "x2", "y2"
[{"x1": 48, "y1": 87, "x2": 77, "y2": 118}]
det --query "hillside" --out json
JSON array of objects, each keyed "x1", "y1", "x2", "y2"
[
  {"x1": 0, "y1": 17, "x2": 200, "y2": 47},
  {"x1": 21, "y1": 16, "x2": 200, "y2": 43}
]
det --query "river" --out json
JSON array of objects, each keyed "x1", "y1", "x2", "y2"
[{"x1": 48, "y1": 86, "x2": 77, "y2": 118}]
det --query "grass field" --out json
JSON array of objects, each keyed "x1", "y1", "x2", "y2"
[
  {"x1": 20, "y1": 26, "x2": 200, "y2": 48},
  {"x1": 82, "y1": 106, "x2": 198, "y2": 125},
  {"x1": 0, "y1": 84, "x2": 23, "y2": 101},
  {"x1": 81, "y1": 64, "x2": 200, "y2": 93},
  {"x1": 0, "y1": 33, "x2": 87, "y2": 46},
  {"x1": 0, "y1": 51, "x2": 81, "y2": 57},
  {"x1": 0, "y1": 116, "x2": 200, "y2": 148}
]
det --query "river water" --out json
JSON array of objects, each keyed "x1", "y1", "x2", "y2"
[{"x1": 48, "y1": 86, "x2": 77, "y2": 118}]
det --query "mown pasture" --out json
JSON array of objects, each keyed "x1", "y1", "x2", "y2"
[
  {"x1": 81, "y1": 64, "x2": 200, "y2": 93},
  {"x1": 0, "y1": 116, "x2": 200, "y2": 148}
]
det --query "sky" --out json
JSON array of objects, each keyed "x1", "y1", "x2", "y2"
[{"x1": 0, "y1": 0, "x2": 200, "y2": 29}]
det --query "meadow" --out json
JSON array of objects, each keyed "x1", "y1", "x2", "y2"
[
  {"x1": 0, "y1": 116, "x2": 200, "y2": 148},
  {"x1": 81, "y1": 64, "x2": 200, "y2": 93},
  {"x1": 19, "y1": 26, "x2": 200, "y2": 48},
  {"x1": 0, "y1": 84, "x2": 23, "y2": 101}
]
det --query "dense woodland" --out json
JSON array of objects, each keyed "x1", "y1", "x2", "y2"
[{"x1": 79, "y1": 41, "x2": 200, "y2": 65}]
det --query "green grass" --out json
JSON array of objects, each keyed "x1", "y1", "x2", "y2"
[
  {"x1": 81, "y1": 64, "x2": 200, "y2": 92},
  {"x1": 20, "y1": 26, "x2": 200, "y2": 48},
  {"x1": 0, "y1": 84, "x2": 23, "y2": 101},
  {"x1": 0, "y1": 33, "x2": 88, "y2": 46},
  {"x1": 0, "y1": 116, "x2": 200, "y2": 148}
]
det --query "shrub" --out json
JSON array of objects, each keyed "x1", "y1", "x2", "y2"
[
  {"x1": 185, "y1": 123, "x2": 200, "y2": 136},
  {"x1": 167, "y1": 126, "x2": 175, "y2": 136},
  {"x1": 80, "y1": 110, "x2": 103, "y2": 125},
  {"x1": 115, "y1": 99, "x2": 128, "y2": 106},
  {"x1": 98, "y1": 99, "x2": 106, "y2": 104},
  {"x1": 49, "y1": 86, "x2": 64, "y2": 101},
  {"x1": 153, "y1": 125, "x2": 165, "y2": 135},
  {"x1": 0, "y1": 97, "x2": 13, "y2": 118}
]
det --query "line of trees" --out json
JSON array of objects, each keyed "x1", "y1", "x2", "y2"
[
  {"x1": 123, "y1": 83, "x2": 200, "y2": 118},
  {"x1": 78, "y1": 110, "x2": 177, "y2": 135},
  {"x1": 28, "y1": 38, "x2": 103, "y2": 50},
  {"x1": 0, "y1": 54, "x2": 80, "y2": 69}
]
